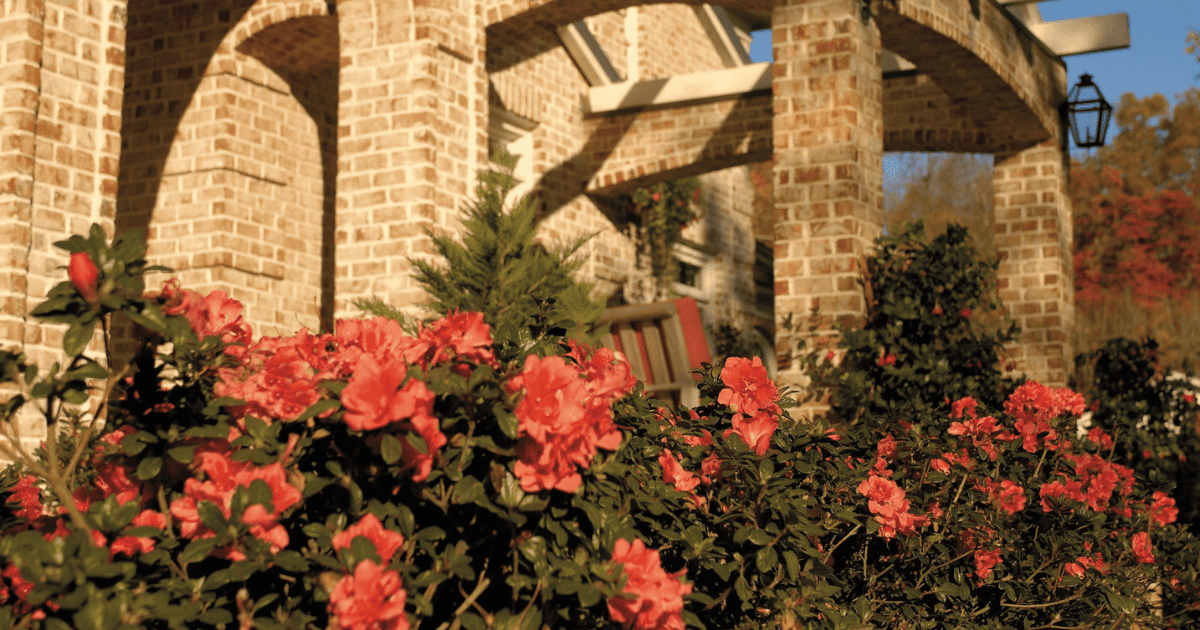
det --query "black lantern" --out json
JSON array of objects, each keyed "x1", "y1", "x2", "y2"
[{"x1": 1064, "y1": 74, "x2": 1113, "y2": 149}]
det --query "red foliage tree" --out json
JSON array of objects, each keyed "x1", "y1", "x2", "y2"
[{"x1": 1073, "y1": 165, "x2": 1200, "y2": 307}]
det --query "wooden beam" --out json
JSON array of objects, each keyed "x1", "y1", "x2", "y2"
[
  {"x1": 584, "y1": 62, "x2": 770, "y2": 114},
  {"x1": 556, "y1": 21, "x2": 622, "y2": 86},
  {"x1": 1026, "y1": 13, "x2": 1130, "y2": 57},
  {"x1": 692, "y1": 4, "x2": 751, "y2": 68}
]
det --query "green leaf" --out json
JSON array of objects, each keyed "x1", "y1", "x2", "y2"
[
  {"x1": 124, "y1": 307, "x2": 168, "y2": 335},
  {"x1": 73, "y1": 596, "x2": 119, "y2": 630},
  {"x1": 1104, "y1": 589, "x2": 1137, "y2": 614},
  {"x1": 64, "y1": 362, "x2": 108, "y2": 381},
  {"x1": 783, "y1": 550, "x2": 800, "y2": 580},
  {"x1": 180, "y1": 538, "x2": 219, "y2": 564},
  {"x1": 747, "y1": 529, "x2": 772, "y2": 546},
  {"x1": 381, "y1": 434, "x2": 404, "y2": 465},
  {"x1": 756, "y1": 545, "x2": 778, "y2": 573},
  {"x1": 197, "y1": 501, "x2": 228, "y2": 533},
  {"x1": 199, "y1": 609, "x2": 234, "y2": 625},
  {"x1": 294, "y1": 399, "x2": 339, "y2": 423},
  {"x1": 44, "y1": 618, "x2": 72, "y2": 630},
  {"x1": 136, "y1": 457, "x2": 162, "y2": 480},
  {"x1": 452, "y1": 476, "x2": 486, "y2": 505},
  {"x1": 459, "y1": 612, "x2": 487, "y2": 630},
  {"x1": 167, "y1": 445, "x2": 196, "y2": 464},
  {"x1": 577, "y1": 584, "x2": 601, "y2": 608},
  {"x1": 495, "y1": 406, "x2": 519, "y2": 439},
  {"x1": 63, "y1": 318, "x2": 97, "y2": 357}
]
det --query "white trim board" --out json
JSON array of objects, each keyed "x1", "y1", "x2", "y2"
[{"x1": 584, "y1": 62, "x2": 771, "y2": 114}]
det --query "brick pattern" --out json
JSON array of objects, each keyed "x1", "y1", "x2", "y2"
[
  {"x1": 0, "y1": 0, "x2": 1083, "y2": 450},
  {"x1": 771, "y1": 0, "x2": 883, "y2": 392},
  {"x1": 883, "y1": 72, "x2": 990, "y2": 153},
  {"x1": 120, "y1": 1, "x2": 335, "y2": 337},
  {"x1": 0, "y1": 0, "x2": 125, "y2": 449},
  {"x1": 487, "y1": 12, "x2": 636, "y2": 303},
  {"x1": 689, "y1": 165, "x2": 761, "y2": 324},
  {"x1": 485, "y1": 0, "x2": 776, "y2": 29},
  {"x1": 994, "y1": 139, "x2": 1073, "y2": 386},
  {"x1": 584, "y1": 95, "x2": 773, "y2": 195},
  {"x1": 636, "y1": 3, "x2": 724, "y2": 80},
  {"x1": 583, "y1": 10, "x2": 627, "y2": 80},
  {"x1": 878, "y1": 0, "x2": 1065, "y2": 154},
  {"x1": 333, "y1": 0, "x2": 486, "y2": 317}
]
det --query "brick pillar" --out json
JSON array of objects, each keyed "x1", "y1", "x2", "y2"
[
  {"x1": 0, "y1": 0, "x2": 125, "y2": 449},
  {"x1": 771, "y1": 0, "x2": 883, "y2": 396},
  {"x1": 993, "y1": 139, "x2": 1074, "y2": 386},
  {"x1": 335, "y1": 0, "x2": 487, "y2": 317}
]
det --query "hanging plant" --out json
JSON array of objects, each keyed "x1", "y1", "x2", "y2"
[{"x1": 612, "y1": 178, "x2": 702, "y2": 291}]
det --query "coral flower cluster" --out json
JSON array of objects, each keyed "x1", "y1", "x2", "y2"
[
  {"x1": 718, "y1": 356, "x2": 781, "y2": 455},
  {"x1": 329, "y1": 514, "x2": 410, "y2": 630},
  {"x1": 607, "y1": 538, "x2": 692, "y2": 630},
  {"x1": 505, "y1": 342, "x2": 635, "y2": 492}
]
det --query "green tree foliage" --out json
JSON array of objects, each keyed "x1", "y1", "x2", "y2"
[
  {"x1": 883, "y1": 153, "x2": 995, "y2": 259},
  {"x1": 405, "y1": 155, "x2": 604, "y2": 346}
]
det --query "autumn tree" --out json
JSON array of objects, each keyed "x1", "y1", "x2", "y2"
[
  {"x1": 883, "y1": 153, "x2": 995, "y2": 258},
  {"x1": 1071, "y1": 34, "x2": 1200, "y2": 366}
]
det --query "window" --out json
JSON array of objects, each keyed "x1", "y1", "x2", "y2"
[
  {"x1": 488, "y1": 106, "x2": 538, "y2": 207},
  {"x1": 671, "y1": 240, "x2": 714, "y2": 302},
  {"x1": 754, "y1": 240, "x2": 773, "y2": 315}
]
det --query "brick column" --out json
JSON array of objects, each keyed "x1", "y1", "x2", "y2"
[
  {"x1": 335, "y1": 0, "x2": 487, "y2": 317},
  {"x1": 993, "y1": 139, "x2": 1074, "y2": 386},
  {"x1": 771, "y1": 0, "x2": 883, "y2": 394},
  {"x1": 0, "y1": 0, "x2": 125, "y2": 449}
]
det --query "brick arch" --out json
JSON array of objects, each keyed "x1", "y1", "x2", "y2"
[
  {"x1": 583, "y1": 94, "x2": 774, "y2": 196},
  {"x1": 224, "y1": 0, "x2": 333, "y2": 54},
  {"x1": 486, "y1": 0, "x2": 773, "y2": 28},
  {"x1": 878, "y1": 0, "x2": 1063, "y2": 153},
  {"x1": 127, "y1": 3, "x2": 339, "y2": 336},
  {"x1": 883, "y1": 73, "x2": 992, "y2": 153}
]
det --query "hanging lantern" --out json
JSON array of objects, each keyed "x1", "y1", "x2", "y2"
[{"x1": 1064, "y1": 73, "x2": 1113, "y2": 149}]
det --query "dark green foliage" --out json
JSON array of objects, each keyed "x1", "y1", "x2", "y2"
[
  {"x1": 409, "y1": 155, "x2": 604, "y2": 347},
  {"x1": 808, "y1": 222, "x2": 1020, "y2": 424},
  {"x1": 1077, "y1": 338, "x2": 1200, "y2": 530}
]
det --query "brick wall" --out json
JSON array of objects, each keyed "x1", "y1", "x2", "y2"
[
  {"x1": 119, "y1": 1, "x2": 334, "y2": 336},
  {"x1": 0, "y1": 0, "x2": 125, "y2": 449},
  {"x1": 0, "y1": 0, "x2": 1081, "y2": 449},
  {"x1": 771, "y1": 0, "x2": 884, "y2": 394},
  {"x1": 883, "y1": 73, "x2": 990, "y2": 153},
  {"x1": 636, "y1": 3, "x2": 724, "y2": 80},
  {"x1": 584, "y1": 95, "x2": 773, "y2": 196},
  {"x1": 994, "y1": 139, "x2": 1073, "y2": 385}
]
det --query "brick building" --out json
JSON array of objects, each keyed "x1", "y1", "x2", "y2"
[{"x1": 1, "y1": 0, "x2": 1128, "y2": 441}]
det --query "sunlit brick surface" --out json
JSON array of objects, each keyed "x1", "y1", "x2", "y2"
[{"x1": 3, "y1": 0, "x2": 1078, "y2": 446}]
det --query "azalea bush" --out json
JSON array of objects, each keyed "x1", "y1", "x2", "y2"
[
  {"x1": 1076, "y1": 337, "x2": 1200, "y2": 531},
  {"x1": 0, "y1": 174, "x2": 1197, "y2": 630}
]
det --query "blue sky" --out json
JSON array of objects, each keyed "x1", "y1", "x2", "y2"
[{"x1": 745, "y1": 2, "x2": 1200, "y2": 191}]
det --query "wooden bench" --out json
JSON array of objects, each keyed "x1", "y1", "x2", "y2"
[{"x1": 596, "y1": 298, "x2": 713, "y2": 407}]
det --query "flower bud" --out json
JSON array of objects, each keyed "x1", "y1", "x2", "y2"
[{"x1": 68, "y1": 252, "x2": 100, "y2": 303}]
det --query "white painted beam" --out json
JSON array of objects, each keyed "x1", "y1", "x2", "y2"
[
  {"x1": 881, "y1": 50, "x2": 917, "y2": 74},
  {"x1": 1026, "y1": 13, "x2": 1130, "y2": 57},
  {"x1": 692, "y1": 4, "x2": 751, "y2": 68},
  {"x1": 584, "y1": 62, "x2": 770, "y2": 114},
  {"x1": 556, "y1": 21, "x2": 622, "y2": 86}
]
